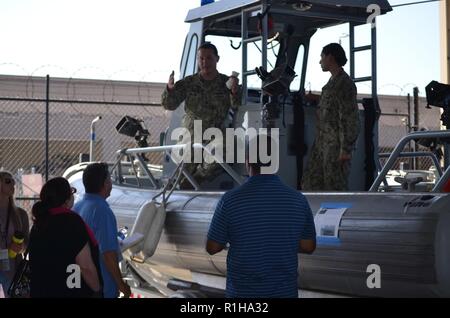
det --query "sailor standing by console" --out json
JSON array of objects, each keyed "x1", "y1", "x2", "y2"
[
  {"x1": 302, "y1": 43, "x2": 360, "y2": 191},
  {"x1": 161, "y1": 42, "x2": 240, "y2": 188}
]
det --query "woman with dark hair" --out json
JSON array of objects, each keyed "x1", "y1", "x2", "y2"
[
  {"x1": 303, "y1": 42, "x2": 360, "y2": 191},
  {"x1": 0, "y1": 171, "x2": 29, "y2": 296},
  {"x1": 29, "y1": 177, "x2": 102, "y2": 297}
]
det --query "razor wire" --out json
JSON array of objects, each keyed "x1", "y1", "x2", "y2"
[
  {"x1": 0, "y1": 72, "x2": 444, "y2": 198},
  {"x1": 0, "y1": 74, "x2": 171, "y2": 198}
]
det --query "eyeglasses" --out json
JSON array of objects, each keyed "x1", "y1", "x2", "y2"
[
  {"x1": 3, "y1": 178, "x2": 15, "y2": 185},
  {"x1": 71, "y1": 187, "x2": 77, "y2": 194}
]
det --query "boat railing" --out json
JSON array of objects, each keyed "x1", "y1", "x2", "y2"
[
  {"x1": 111, "y1": 143, "x2": 245, "y2": 190},
  {"x1": 378, "y1": 152, "x2": 443, "y2": 177},
  {"x1": 370, "y1": 130, "x2": 450, "y2": 192}
]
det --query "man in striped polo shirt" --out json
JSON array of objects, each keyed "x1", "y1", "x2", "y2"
[{"x1": 206, "y1": 135, "x2": 316, "y2": 298}]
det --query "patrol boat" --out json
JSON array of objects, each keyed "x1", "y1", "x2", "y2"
[{"x1": 64, "y1": 0, "x2": 450, "y2": 297}]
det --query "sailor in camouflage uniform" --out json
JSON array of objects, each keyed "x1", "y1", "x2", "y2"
[
  {"x1": 303, "y1": 43, "x2": 360, "y2": 191},
  {"x1": 161, "y1": 42, "x2": 240, "y2": 188}
]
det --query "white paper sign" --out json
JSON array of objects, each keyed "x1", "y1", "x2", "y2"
[{"x1": 314, "y1": 207, "x2": 347, "y2": 238}]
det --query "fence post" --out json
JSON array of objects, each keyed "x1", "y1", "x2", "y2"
[
  {"x1": 407, "y1": 93, "x2": 412, "y2": 168},
  {"x1": 90, "y1": 116, "x2": 102, "y2": 162},
  {"x1": 45, "y1": 75, "x2": 50, "y2": 181},
  {"x1": 413, "y1": 87, "x2": 419, "y2": 170}
]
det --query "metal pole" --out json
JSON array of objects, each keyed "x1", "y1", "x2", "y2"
[
  {"x1": 444, "y1": 143, "x2": 450, "y2": 172},
  {"x1": 413, "y1": 87, "x2": 420, "y2": 169},
  {"x1": 407, "y1": 93, "x2": 412, "y2": 132},
  {"x1": 45, "y1": 75, "x2": 50, "y2": 182},
  {"x1": 371, "y1": 23, "x2": 378, "y2": 103},
  {"x1": 90, "y1": 116, "x2": 102, "y2": 162},
  {"x1": 261, "y1": 0, "x2": 268, "y2": 73},
  {"x1": 407, "y1": 93, "x2": 412, "y2": 167},
  {"x1": 241, "y1": 9, "x2": 248, "y2": 105},
  {"x1": 349, "y1": 23, "x2": 355, "y2": 80},
  {"x1": 135, "y1": 154, "x2": 159, "y2": 189}
]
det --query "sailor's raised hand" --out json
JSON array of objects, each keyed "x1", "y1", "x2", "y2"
[
  {"x1": 226, "y1": 71, "x2": 239, "y2": 96},
  {"x1": 167, "y1": 70, "x2": 175, "y2": 91}
]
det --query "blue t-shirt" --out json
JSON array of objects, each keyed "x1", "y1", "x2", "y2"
[
  {"x1": 207, "y1": 174, "x2": 316, "y2": 298},
  {"x1": 74, "y1": 193, "x2": 122, "y2": 298}
]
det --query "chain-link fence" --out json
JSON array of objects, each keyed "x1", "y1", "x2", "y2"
[
  {"x1": 378, "y1": 90, "x2": 442, "y2": 171},
  {"x1": 1, "y1": 74, "x2": 170, "y2": 198},
  {"x1": 1, "y1": 75, "x2": 445, "y2": 199}
]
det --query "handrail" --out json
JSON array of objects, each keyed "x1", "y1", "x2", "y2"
[
  {"x1": 117, "y1": 144, "x2": 186, "y2": 155},
  {"x1": 378, "y1": 152, "x2": 443, "y2": 177},
  {"x1": 113, "y1": 143, "x2": 245, "y2": 189},
  {"x1": 370, "y1": 130, "x2": 450, "y2": 192},
  {"x1": 151, "y1": 161, "x2": 187, "y2": 206}
]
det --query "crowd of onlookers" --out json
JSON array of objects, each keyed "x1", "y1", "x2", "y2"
[
  {"x1": 0, "y1": 163, "x2": 130, "y2": 298},
  {"x1": 1, "y1": 143, "x2": 316, "y2": 299}
]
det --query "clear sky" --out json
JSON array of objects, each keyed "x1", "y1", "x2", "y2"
[{"x1": 0, "y1": 0, "x2": 441, "y2": 96}]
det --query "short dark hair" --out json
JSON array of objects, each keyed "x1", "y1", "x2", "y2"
[
  {"x1": 83, "y1": 163, "x2": 110, "y2": 194},
  {"x1": 198, "y1": 42, "x2": 219, "y2": 57},
  {"x1": 322, "y1": 43, "x2": 348, "y2": 67},
  {"x1": 32, "y1": 177, "x2": 72, "y2": 225},
  {"x1": 245, "y1": 134, "x2": 273, "y2": 171}
]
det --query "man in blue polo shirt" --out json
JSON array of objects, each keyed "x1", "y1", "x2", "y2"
[
  {"x1": 206, "y1": 134, "x2": 316, "y2": 298},
  {"x1": 73, "y1": 163, "x2": 131, "y2": 298}
]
